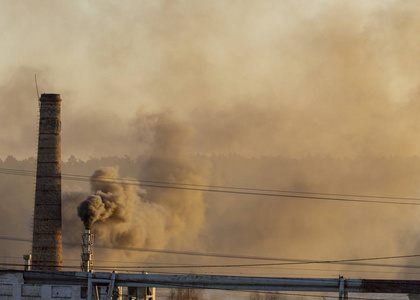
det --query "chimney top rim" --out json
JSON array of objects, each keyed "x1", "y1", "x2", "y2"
[
  {"x1": 41, "y1": 93, "x2": 61, "y2": 97},
  {"x1": 40, "y1": 93, "x2": 62, "y2": 102}
]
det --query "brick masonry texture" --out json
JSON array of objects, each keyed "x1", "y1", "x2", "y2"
[{"x1": 31, "y1": 94, "x2": 63, "y2": 271}]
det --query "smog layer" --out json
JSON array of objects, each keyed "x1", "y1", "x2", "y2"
[{"x1": 1, "y1": 0, "x2": 420, "y2": 279}]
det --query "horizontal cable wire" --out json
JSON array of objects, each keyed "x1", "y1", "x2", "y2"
[
  {"x1": 1, "y1": 167, "x2": 420, "y2": 205},
  {"x1": 1, "y1": 235, "x2": 419, "y2": 271}
]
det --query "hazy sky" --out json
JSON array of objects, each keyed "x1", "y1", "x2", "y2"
[
  {"x1": 2, "y1": 0, "x2": 420, "y2": 160},
  {"x1": 3, "y1": 3, "x2": 420, "y2": 299}
]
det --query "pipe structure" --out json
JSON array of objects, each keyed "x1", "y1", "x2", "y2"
[
  {"x1": 81, "y1": 229, "x2": 94, "y2": 272},
  {"x1": 22, "y1": 271, "x2": 420, "y2": 295},
  {"x1": 22, "y1": 255, "x2": 31, "y2": 271},
  {"x1": 31, "y1": 93, "x2": 63, "y2": 271}
]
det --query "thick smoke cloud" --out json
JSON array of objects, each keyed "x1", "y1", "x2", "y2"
[
  {"x1": 76, "y1": 167, "x2": 166, "y2": 248},
  {"x1": 70, "y1": 111, "x2": 207, "y2": 254},
  {"x1": 2, "y1": 0, "x2": 420, "y2": 283},
  {"x1": 2, "y1": 1, "x2": 420, "y2": 159},
  {"x1": 77, "y1": 168, "x2": 130, "y2": 229}
]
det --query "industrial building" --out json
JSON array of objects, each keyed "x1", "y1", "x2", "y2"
[{"x1": 0, "y1": 270, "x2": 155, "y2": 299}]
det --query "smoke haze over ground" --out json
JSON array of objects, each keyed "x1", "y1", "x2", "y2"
[
  {"x1": 2, "y1": 2, "x2": 420, "y2": 295},
  {"x1": 2, "y1": 154, "x2": 420, "y2": 281}
]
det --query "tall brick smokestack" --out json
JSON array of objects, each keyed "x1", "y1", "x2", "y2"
[{"x1": 31, "y1": 93, "x2": 63, "y2": 271}]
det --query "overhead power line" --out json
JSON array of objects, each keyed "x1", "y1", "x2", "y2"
[
  {"x1": 1, "y1": 235, "x2": 420, "y2": 271},
  {"x1": 1, "y1": 167, "x2": 420, "y2": 206},
  {"x1": 77, "y1": 254, "x2": 420, "y2": 270},
  {"x1": 2, "y1": 166, "x2": 420, "y2": 201}
]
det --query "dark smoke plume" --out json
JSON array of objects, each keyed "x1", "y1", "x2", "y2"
[
  {"x1": 77, "y1": 194, "x2": 114, "y2": 229},
  {"x1": 74, "y1": 112, "x2": 207, "y2": 255},
  {"x1": 77, "y1": 168, "x2": 135, "y2": 229},
  {"x1": 4, "y1": 0, "x2": 420, "y2": 280}
]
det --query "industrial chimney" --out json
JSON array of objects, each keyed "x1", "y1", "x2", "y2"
[
  {"x1": 31, "y1": 93, "x2": 63, "y2": 271},
  {"x1": 81, "y1": 229, "x2": 94, "y2": 272}
]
